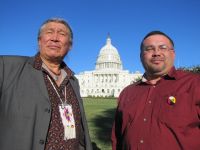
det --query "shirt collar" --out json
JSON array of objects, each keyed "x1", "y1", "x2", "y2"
[
  {"x1": 141, "y1": 66, "x2": 177, "y2": 83},
  {"x1": 32, "y1": 52, "x2": 75, "y2": 79}
]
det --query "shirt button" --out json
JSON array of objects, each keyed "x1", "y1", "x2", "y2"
[
  {"x1": 148, "y1": 100, "x2": 152, "y2": 104},
  {"x1": 44, "y1": 108, "x2": 50, "y2": 113},
  {"x1": 39, "y1": 139, "x2": 45, "y2": 145},
  {"x1": 143, "y1": 118, "x2": 147, "y2": 122},
  {"x1": 140, "y1": 140, "x2": 144, "y2": 144}
]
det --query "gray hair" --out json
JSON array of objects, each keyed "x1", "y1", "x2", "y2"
[{"x1": 37, "y1": 18, "x2": 73, "y2": 46}]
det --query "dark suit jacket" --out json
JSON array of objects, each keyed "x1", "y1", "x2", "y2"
[{"x1": 0, "y1": 55, "x2": 92, "y2": 150}]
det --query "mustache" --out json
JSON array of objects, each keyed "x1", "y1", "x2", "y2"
[
  {"x1": 151, "y1": 58, "x2": 165, "y2": 61},
  {"x1": 47, "y1": 44, "x2": 61, "y2": 48}
]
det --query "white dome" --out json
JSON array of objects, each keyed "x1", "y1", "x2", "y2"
[{"x1": 95, "y1": 36, "x2": 123, "y2": 70}]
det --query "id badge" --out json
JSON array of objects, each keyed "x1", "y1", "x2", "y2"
[{"x1": 59, "y1": 104, "x2": 76, "y2": 140}]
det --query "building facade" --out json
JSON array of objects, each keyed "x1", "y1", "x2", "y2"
[{"x1": 75, "y1": 36, "x2": 142, "y2": 97}]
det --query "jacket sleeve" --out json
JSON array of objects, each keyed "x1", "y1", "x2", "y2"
[
  {"x1": 0, "y1": 57, "x2": 4, "y2": 98},
  {"x1": 69, "y1": 77, "x2": 93, "y2": 150}
]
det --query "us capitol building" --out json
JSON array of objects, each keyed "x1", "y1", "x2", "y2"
[{"x1": 75, "y1": 36, "x2": 142, "y2": 97}]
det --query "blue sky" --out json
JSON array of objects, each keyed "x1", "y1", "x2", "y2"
[{"x1": 1, "y1": 0, "x2": 200, "y2": 74}]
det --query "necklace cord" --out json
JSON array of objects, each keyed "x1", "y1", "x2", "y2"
[{"x1": 47, "y1": 75, "x2": 66, "y2": 106}]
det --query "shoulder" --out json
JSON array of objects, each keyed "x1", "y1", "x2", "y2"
[
  {"x1": 0, "y1": 55, "x2": 30, "y2": 65},
  {"x1": 120, "y1": 80, "x2": 142, "y2": 95},
  {"x1": 175, "y1": 69, "x2": 200, "y2": 82},
  {"x1": 117, "y1": 80, "x2": 142, "y2": 106},
  {"x1": 69, "y1": 74, "x2": 80, "y2": 88},
  {"x1": 0, "y1": 55, "x2": 34, "y2": 76},
  {"x1": 70, "y1": 75, "x2": 79, "y2": 84}
]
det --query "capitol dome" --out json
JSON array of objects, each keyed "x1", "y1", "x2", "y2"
[
  {"x1": 76, "y1": 35, "x2": 142, "y2": 97},
  {"x1": 95, "y1": 36, "x2": 123, "y2": 70}
]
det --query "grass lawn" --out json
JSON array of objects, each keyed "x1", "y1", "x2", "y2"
[{"x1": 83, "y1": 97, "x2": 117, "y2": 150}]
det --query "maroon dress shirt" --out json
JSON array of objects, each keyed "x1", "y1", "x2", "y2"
[{"x1": 111, "y1": 67, "x2": 200, "y2": 150}]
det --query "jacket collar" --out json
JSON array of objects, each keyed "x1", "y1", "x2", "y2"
[{"x1": 27, "y1": 53, "x2": 76, "y2": 80}]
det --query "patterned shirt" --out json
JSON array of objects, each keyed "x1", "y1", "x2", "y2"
[
  {"x1": 112, "y1": 67, "x2": 200, "y2": 150},
  {"x1": 33, "y1": 54, "x2": 84, "y2": 150}
]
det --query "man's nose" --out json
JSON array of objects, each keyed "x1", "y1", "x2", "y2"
[
  {"x1": 152, "y1": 47, "x2": 161, "y2": 56},
  {"x1": 154, "y1": 47, "x2": 161, "y2": 52},
  {"x1": 51, "y1": 33, "x2": 59, "y2": 41}
]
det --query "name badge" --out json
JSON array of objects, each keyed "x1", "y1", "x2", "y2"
[{"x1": 59, "y1": 104, "x2": 76, "y2": 140}]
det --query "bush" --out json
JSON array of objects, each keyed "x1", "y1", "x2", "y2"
[{"x1": 178, "y1": 65, "x2": 200, "y2": 74}]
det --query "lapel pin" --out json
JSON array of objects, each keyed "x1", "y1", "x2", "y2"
[{"x1": 167, "y1": 96, "x2": 176, "y2": 105}]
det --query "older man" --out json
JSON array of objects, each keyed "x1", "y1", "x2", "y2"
[{"x1": 0, "y1": 18, "x2": 92, "y2": 150}]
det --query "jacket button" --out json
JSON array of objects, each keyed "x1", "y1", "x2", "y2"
[
  {"x1": 39, "y1": 139, "x2": 45, "y2": 145},
  {"x1": 45, "y1": 108, "x2": 50, "y2": 113}
]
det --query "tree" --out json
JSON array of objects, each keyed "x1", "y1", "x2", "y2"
[{"x1": 178, "y1": 65, "x2": 200, "y2": 74}]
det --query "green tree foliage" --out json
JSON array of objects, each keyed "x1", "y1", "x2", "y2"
[{"x1": 178, "y1": 65, "x2": 200, "y2": 74}]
